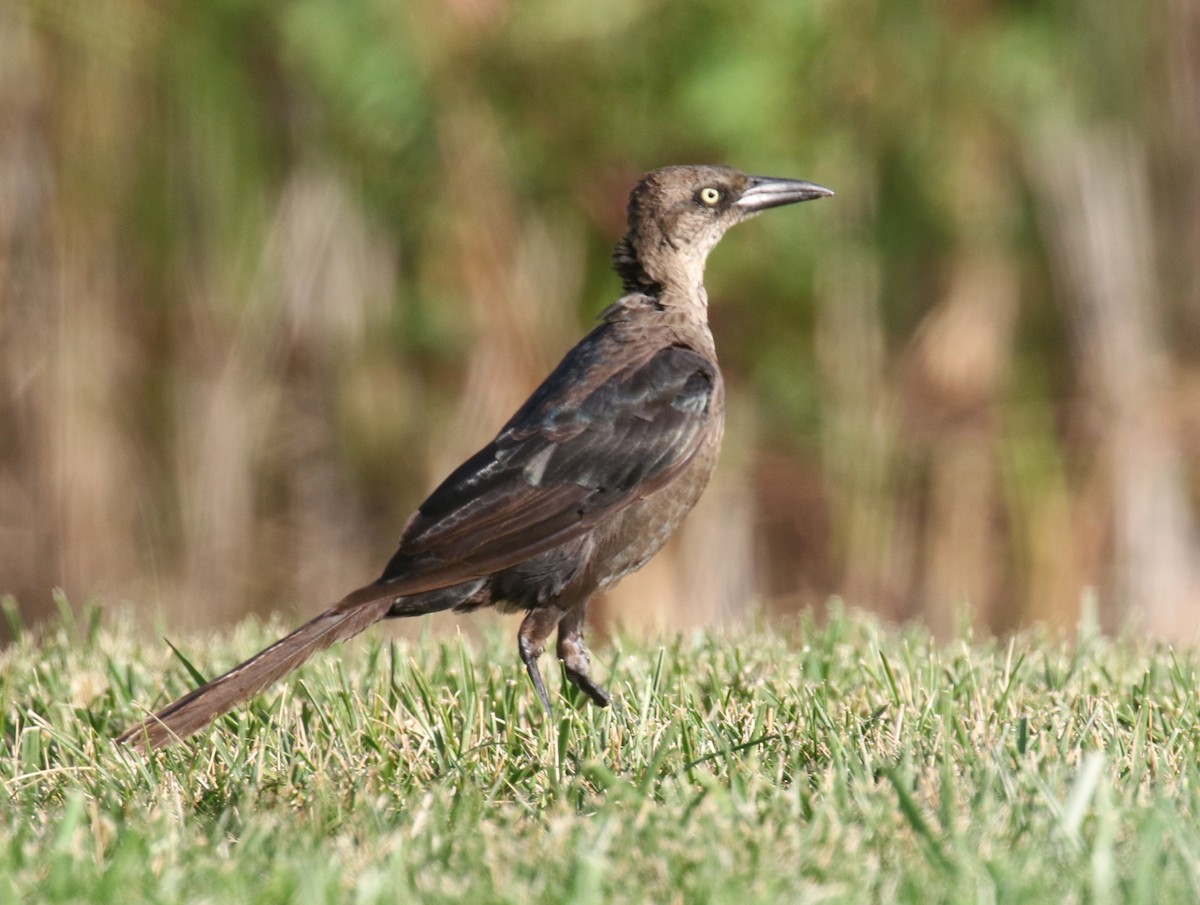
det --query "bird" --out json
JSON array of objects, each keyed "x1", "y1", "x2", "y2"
[{"x1": 117, "y1": 164, "x2": 832, "y2": 751}]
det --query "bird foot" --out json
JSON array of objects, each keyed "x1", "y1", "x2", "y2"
[
  {"x1": 518, "y1": 608, "x2": 561, "y2": 718},
  {"x1": 564, "y1": 666, "x2": 611, "y2": 707},
  {"x1": 558, "y1": 633, "x2": 610, "y2": 707}
]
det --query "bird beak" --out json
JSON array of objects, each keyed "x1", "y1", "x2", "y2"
[{"x1": 735, "y1": 176, "x2": 834, "y2": 212}]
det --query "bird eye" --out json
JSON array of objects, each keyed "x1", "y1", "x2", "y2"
[{"x1": 698, "y1": 187, "x2": 721, "y2": 206}]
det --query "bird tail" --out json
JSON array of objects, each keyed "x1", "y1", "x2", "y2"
[{"x1": 116, "y1": 585, "x2": 404, "y2": 752}]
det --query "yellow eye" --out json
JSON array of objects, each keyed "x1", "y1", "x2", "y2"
[{"x1": 699, "y1": 187, "x2": 721, "y2": 206}]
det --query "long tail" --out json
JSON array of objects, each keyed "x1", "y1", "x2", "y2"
[{"x1": 117, "y1": 586, "x2": 403, "y2": 751}]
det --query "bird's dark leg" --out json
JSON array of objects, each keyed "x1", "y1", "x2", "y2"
[
  {"x1": 518, "y1": 607, "x2": 565, "y2": 717},
  {"x1": 556, "y1": 603, "x2": 610, "y2": 707}
]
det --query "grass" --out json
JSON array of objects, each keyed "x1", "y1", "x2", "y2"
[{"x1": 2, "y1": 598, "x2": 1200, "y2": 904}]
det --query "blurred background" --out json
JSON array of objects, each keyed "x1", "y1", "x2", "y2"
[{"x1": 1, "y1": 0, "x2": 1198, "y2": 643}]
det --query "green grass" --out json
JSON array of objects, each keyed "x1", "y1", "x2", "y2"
[{"x1": 3, "y1": 599, "x2": 1199, "y2": 904}]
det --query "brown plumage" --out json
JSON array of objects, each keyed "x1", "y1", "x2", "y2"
[{"x1": 117, "y1": 165, "x2": 832, "y2": 750}]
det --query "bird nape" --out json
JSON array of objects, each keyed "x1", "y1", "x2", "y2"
[{"x1": 117, "y1": 164, "x2": 833, "y2": 751}]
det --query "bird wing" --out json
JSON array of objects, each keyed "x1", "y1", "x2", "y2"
[{"x1": 375, "y1": 341, "x2": 719, "y2": 591}]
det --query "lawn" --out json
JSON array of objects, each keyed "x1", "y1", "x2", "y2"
[{"x1": 2, "y1": 599, "x2": 1197, "y2": 903}]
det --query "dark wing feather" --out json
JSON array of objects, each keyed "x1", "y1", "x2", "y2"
[{"x1": 377, "y1": 342, "x2": 717, "y2": 589}]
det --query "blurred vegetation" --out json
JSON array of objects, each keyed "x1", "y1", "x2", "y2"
[{"x1": 0, "y1": 0, "x2": 1197, "y2": 637}]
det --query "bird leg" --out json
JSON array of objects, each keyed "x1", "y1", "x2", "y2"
[
  {"x1": 556, "y1": 604, "x2": 610, "y2": 707},
  {"x1": 518, "y1": 607, "x2": 565, "y2": 717}
]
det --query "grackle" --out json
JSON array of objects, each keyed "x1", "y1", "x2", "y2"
[{"x1": 118, "y1": 165, "x2": 832, "y2": 750}]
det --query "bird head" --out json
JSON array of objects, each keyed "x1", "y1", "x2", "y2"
[{"x1": 612, "y1": 165, "x2": 833, "y2": 295}]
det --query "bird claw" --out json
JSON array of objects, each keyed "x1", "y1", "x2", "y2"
[
  {"x1": 557, "y1": 626, "x2": 610, "y2": 708},
  {"x1": 565, "y1": 667, "x2": 611, "y2": 707},
  {"x1": 525, "y1": 657, "x2": 555, "y2": 718}
]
